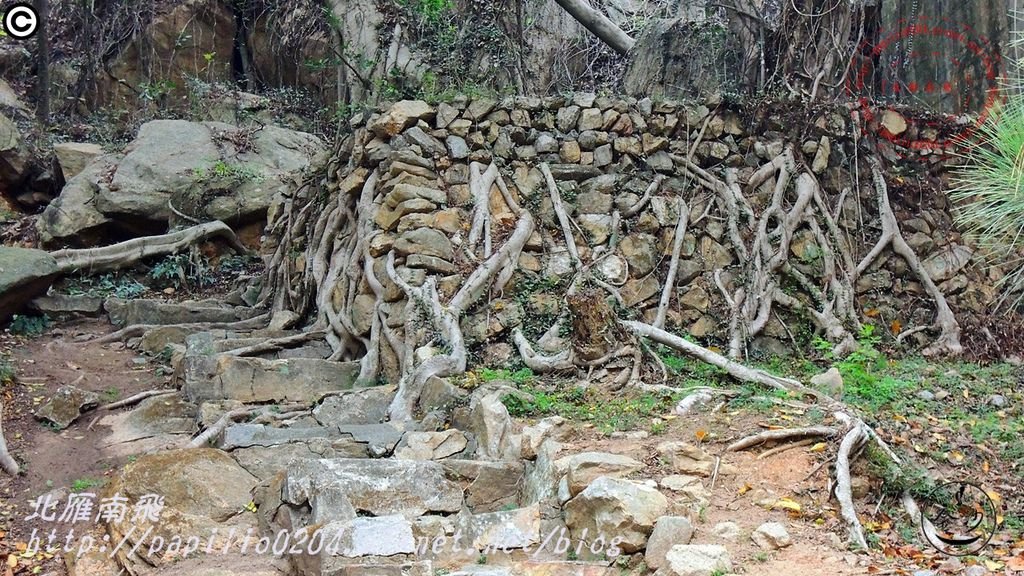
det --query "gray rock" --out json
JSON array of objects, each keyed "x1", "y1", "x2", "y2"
[
  {"x1": 455, "y1": 504, "x2": 541, "y2": 552},
  {"x1": 556, "y1": 106, "x2": 581, "y2": 132},
  {"x1": 916, "y1": 390, "x2": 935, "y2": 401},
  {"x1": 810, "y1": 367, "x2": 844, "y2": 399},
  {"x1": 394, "y1": 429, "x2": 469, "y2": 460},
  {"x1": 104, "y1": 298, "x2": 259, "y2": 328},
  {"x1": 436, "y1": 102, "x2": 460, "y2": 129},
  {"x1": 521, "y1": 416, "x2": 569, "y2": 460},
  {"x1": 394, "y1": 228, "x2": 454, "y2": 261},
  {"x1": 282, "y1": 458, "x2": 463, "y2": 517},
  {"x1": 40, "y1": 121, "x2": 323, "y2": 246},
  {"x1": 990, "y1": 394, "x2": 1008, "y2": 408},
  {"x1": 647, "y1": 151, "x2": 673, "y2": 172},
  {"x1": 220, "y1": 423, "x2": 339, "y2": 450},
  {"x1": 655, "y1": 441, "x2": 724, "y2": 476},
  {"x1": 446, "y1": 135, "x2": 470, "y2": 159},
  {"x1": 106, "y1": 448, "x2": 257, "y2": 523},
  {"x1": 465, "y1": 98, "x2": 496, "y2": 121},
  {"x1": 712, "y1": 521, "x2": 740, "y2": 540},
  {"x1": 368, "y1": 100, "x2": 433, "y2": 136},
  {"x1": 656, "y1": 544, "x2": 732, "y2": 576},
  {"x1": 53, "y1": 142, "x2": 104, "y2": 181},
  {"x1": 646, "y1": 517, "x2": 695, "y2": 569},
  {"x1": 442, "y1": 459, "x2": 525, "y2": 513},
  {"x1": 184, "y1": 355, "x2": 360, "y2": 404},
  {"x1": 751, "y1": 521, "x2": 792, "y2": 549},
  {"x1": 659, "y1": 475, "x2": 709, "y2": 504},
  {"x1": 812, "y1": 136, "x2": 831, "y2": 173},
  {"x1": 576, "y1": 191, "x2": 613, "y2": 214},
  {"x1": 0, "y1": 112, "x2": 30, "y2": 187},
  {"x1": 95, "y1": 394, "x2": 195, "y2": 457},
  {"x1": 35, "y1": 385, "x2": 101, "y2": 429},
  {"x1": 620, "y1": 233, "x2": 659, "y2": 277},
  {"x1": 0, "y1": 248, "x2": 60, "y2": 323},
  {"x1": 923, "y1": 244, "x2": 973, "y2": 282},
  {"x1": 560, "y1": 451, "x2": 643, "y2": 496},
  {"x1": 564, "y1": 477, "x2": 668, "y2": 553},
  {"x1": 535, "y1": 133, "x2": 558, "y2": 153},
  {"x1": 547, "y1": 164, "x2": 602, "y2": 181},
  {"x1": 313, "y1": 386, "x2": 395, "y2": 425},
  {"x1": 323, "y1": 515, "x2": 417, "y2": 557},
  {"x1": 469, "y1": 391, "x2": 519, "y2": 461},
  {"x1": 404, "y1": 126, "x2": 446, "y2": 157},
  {"x1": 337, "y1": 422, "x2": 407, "y2": 457}
]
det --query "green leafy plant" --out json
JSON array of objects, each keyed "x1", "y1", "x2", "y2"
[
  {"x1": 71, "y1": 477, "x2": 102, "y2": 491},
  {"x1": 192, "y1": 160, "x2": 263, "y2": 185},
  {"x1": 8, "y1": 314, "x2": 50, "y2": 337},
  {"x1": 830, "y1": 325, "x2": 911, "y2": 411},
  {"x1": 149, "y1": 254, "x2": 216, "y2": 290}
]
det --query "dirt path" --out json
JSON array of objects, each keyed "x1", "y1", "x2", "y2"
[{"x1": 0, "y1": 319, "x2": 171, "y2": 575}]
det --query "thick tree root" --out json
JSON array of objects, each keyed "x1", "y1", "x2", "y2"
[
  {"x1": 187, "y1": 403, "x2": 307, "y2": 448},
  {"x1": 726, "y1": 425, "x2": 838, "y2": 452},
  {"x1": 51, "y1": 221, "x2": 249, "y2": 274},
  {"x1": 0, "y1": 399, "x2": 19, "y2": 475},
  {"x1": 859, "y1": 158, "x2": 962, "y2": 356},
  {"x1": 90, "y1": 314, "x2": 271, "y2": 344}
]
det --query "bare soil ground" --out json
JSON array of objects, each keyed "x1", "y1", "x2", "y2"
[
  {"x1": 0, "y1": 319, "x2": 171, "y2": 575},
  {"x1": 0, "y1": 316, "x2": 1019, "y2": 575}
]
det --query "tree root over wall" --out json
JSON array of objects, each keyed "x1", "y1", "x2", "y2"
[{"x1": 248, "y1": 140, "x2": 964, "y2": 549}]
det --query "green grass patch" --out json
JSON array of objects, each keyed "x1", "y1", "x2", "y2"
[{"x1": 501, "y1": 385, "x2": 679, "y2": 435}]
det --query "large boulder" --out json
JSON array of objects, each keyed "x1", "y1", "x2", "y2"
[
  {"x1": 564, "y1": 477, "x2": 668, "y2": 554},
  {"x1": 0, "y1": 112, "x2": 30, "y2": 189},
  {"x1": 53, "y1": 142, "x2": 104, "y2": 181},
  {"x1": 37, "y1": 120, "x2": 325, "y2": 247},
  {"x1": 0, "y1": 247, "x2": 60, "y2": 323}
]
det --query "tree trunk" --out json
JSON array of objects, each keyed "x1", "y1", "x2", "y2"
[
  {"x1": 35, "y1": 0, "x2": 49, "y2": 125},
  {"x1": 550, "y1": 0, "x2": 635, "y2": 55}
]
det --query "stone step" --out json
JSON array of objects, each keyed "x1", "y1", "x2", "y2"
[
  {"x1": 105, "y1": 297, "x2": 261, "y2": 327},
  {"x1": 180, "y1": 331, "x2": 361, "y2": 403},
  {"x1": 281, "y1": 458, "x2": 465, "y2": 521}
]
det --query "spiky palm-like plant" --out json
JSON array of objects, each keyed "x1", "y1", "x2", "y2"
[{"x1": 949, "y1": 36, "x2": 1024, "y2": 308}]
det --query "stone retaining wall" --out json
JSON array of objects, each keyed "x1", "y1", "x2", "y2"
[{"x1": 282, "y1": 93, "x2": 1001, "y2": 373}]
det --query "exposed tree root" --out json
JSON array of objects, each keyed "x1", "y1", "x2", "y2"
[
  {"x1": 726, "y1": 425, "x2": 838, "y2": 452},
  {"x1": 219, "y1": 330, "x2": 327, "y2": 357},
  {"x1": 756, "y1": 438, "x2": 817, "y2": 460},
  {"x1": 0, "y1": 399, "x2": 19, "y2": 475},
  {"x1": 90, "y1": 314, "x2": 271, "y2": 344},
  {"x1": 623, "y1": 318, "x2": 922, "y2": 551},
  {"x1": 187, "y1": 403, "x2": 307, "y2": 448},
  {"x1": 97, "y1": 389, "x2": 177, "y2": 411},
  {"x1": 51, "y1": 221, "x2": 249, "y2": 274},
  {"x1": 859, "y1": 157, "x2": 962, "y2": 356},
  {"x1": 673, "y1": 149, "x2": 862, "y2": 359}
]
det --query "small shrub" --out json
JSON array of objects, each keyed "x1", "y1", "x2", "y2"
[{"x1": 8, "y1": 314, "x2": 50, "y2": 337}]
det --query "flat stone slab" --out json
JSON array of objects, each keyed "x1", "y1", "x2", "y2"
[
  {"x1": 282, "y1": 458, "x2": 464, "y2": 518},
  {"x1": 105, "y1": 298, "x2": 260, "y2": 327},
  {"x1": 97, "y1": 394, "x2": 195, "y2": 457},
  {"x1": 220, "y1": 423, "x2": 341, "y2": 450},
  {"x1": 184, "y1": 354, "x2": 360, "y2": 404},
  {"x1": 337, "y1": 423, "x2": 406, "y2": 457}
]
